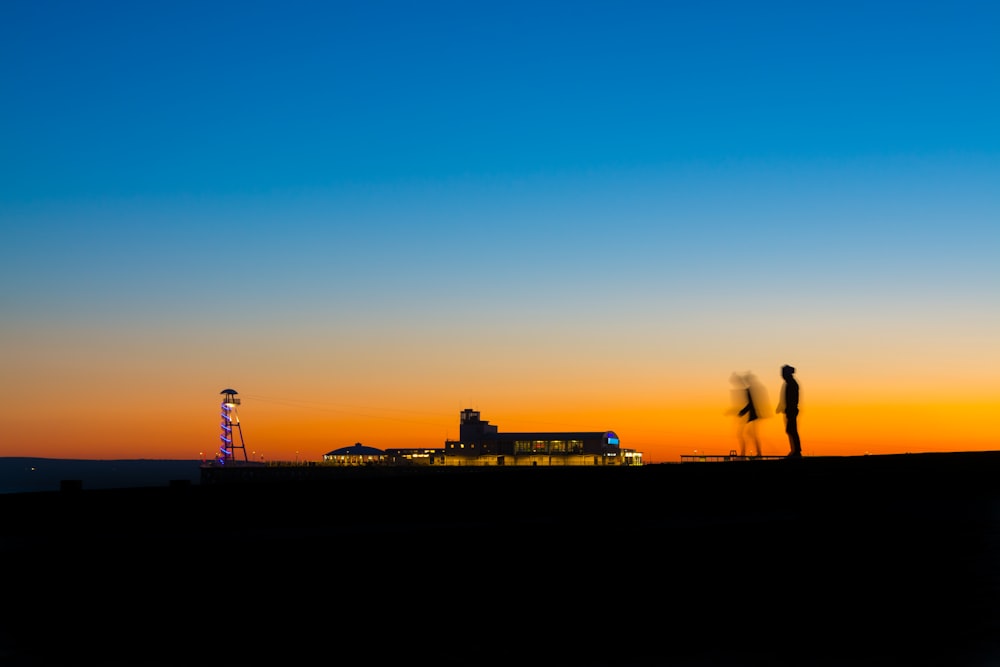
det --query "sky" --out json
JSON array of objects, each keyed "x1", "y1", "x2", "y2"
[{"x1": 1, "y1": 0, "x2": 998, "y2": 463}]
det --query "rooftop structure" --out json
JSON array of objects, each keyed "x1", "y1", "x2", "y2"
[{"x1": 443, "y1": 408, "x2": 641, "y2": 466}]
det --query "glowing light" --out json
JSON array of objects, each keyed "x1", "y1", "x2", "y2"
[{"x1": 217, "y1": 389, "x2": 249, "y2": 463}]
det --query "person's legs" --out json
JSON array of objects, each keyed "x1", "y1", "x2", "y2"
[
  {"x1": 786, "y1": 414, "x2": 801, "y2": 456},
  {"x1": 748, "y1": 421, "x2": 761, "y2": 457}
]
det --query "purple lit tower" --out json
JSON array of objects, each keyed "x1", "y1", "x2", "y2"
[{"x1": 218, "y1": 388, "x2": 248, "y2": 464}]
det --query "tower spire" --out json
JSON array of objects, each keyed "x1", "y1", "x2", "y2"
[{"x1": 218, "y1": 388, "x2": 248, "y2": 464}]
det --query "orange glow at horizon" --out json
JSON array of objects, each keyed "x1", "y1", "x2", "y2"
[{"x1": 2, "y1": 383, "x2": 996, "y2": 462}]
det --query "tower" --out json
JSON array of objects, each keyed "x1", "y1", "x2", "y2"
[{"x1": 218, "y1": 388, "x2": 248, "y2": 464}]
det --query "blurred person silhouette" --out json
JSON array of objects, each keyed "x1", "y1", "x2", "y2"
[
  {"x1": 730, "y1": 371, "x2": 766, "y2": 458},
  {"x1": 776, "y1": 364, "x2": 802, "y2": 458}
]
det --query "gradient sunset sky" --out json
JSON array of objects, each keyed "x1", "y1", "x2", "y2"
[{"x1": 2, "y1": 1, "x2": 998, "y2": 462}]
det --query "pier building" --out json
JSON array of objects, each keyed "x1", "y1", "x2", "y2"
[
  {"x1": 323, "y1": 442, "x2": 389, "y2": 466},
  {"x1": 442, "y1": 408, "x2": 641, "y2": 466}
]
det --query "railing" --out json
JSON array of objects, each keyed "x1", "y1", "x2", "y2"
[{"x1": 680, "y1": 452, "x2": 788, "y2": 463}]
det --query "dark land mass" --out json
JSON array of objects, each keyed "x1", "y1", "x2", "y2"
[
  {"x1": 0, "y1": 458, "x2": 204, "y2": 494},
  {"x1": 2, "y1": 452, "x2": 999, "y2": 666}
]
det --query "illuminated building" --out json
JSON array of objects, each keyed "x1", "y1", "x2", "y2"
[
  {"x1": 443, "y1": 409, "x2": 641, "y2": 466},
  {"x1": 321, "y1": 445, "x2": 447, "y2": 466},
  {"x1": 383, "y1": 448, "x2": 447, "y2": 465},
  {"x1": 322, "y1": 442, "x2": 388, "y2": 466}
]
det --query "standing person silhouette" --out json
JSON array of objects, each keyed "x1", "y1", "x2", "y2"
[{"x1": 776, "y1": 364, "x2": 802, "y2": 458}]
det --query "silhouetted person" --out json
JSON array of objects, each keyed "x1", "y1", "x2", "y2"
[
  {"x1": 731, "y1": 371, "x2": 763, "y2": 457},
  {"x1": 776, "y1": 364, "x2": 801, "y2": 457}
]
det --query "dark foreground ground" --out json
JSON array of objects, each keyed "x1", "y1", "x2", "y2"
[{"x1": 2, "y1": 452, "x2": 999, "y2": 666}]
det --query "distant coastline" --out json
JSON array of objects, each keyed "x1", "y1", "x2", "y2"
[{"x1": 0, "y1": 457, "x2": 203, "y2": 494}]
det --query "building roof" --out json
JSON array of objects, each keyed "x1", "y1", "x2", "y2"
[
  {"x1": 495, "y1": 431, "x2": 618, "y2": 441},
  {"x1": 324, "y1": 442, "x2": 385, "y2": 457}
]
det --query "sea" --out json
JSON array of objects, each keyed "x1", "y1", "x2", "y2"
[{"x1": 0, "y1": 457, "x2": 203, "y2": 494}]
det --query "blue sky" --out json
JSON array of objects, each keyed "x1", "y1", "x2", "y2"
[
  {"x1": 1, "y1": 1, "x2": 998, "y2": 460},
  {"x1": 3, "y1": 1, "x2": 997, "y2": 198}
]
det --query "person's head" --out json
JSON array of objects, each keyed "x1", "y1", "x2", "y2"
[{"x1": 781, "y1": 364, "x2": 795, "y2": 380}]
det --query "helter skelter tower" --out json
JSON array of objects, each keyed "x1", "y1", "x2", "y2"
[{"x1": 218, "y1": 388, "x2": 248, "y2": 464}]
